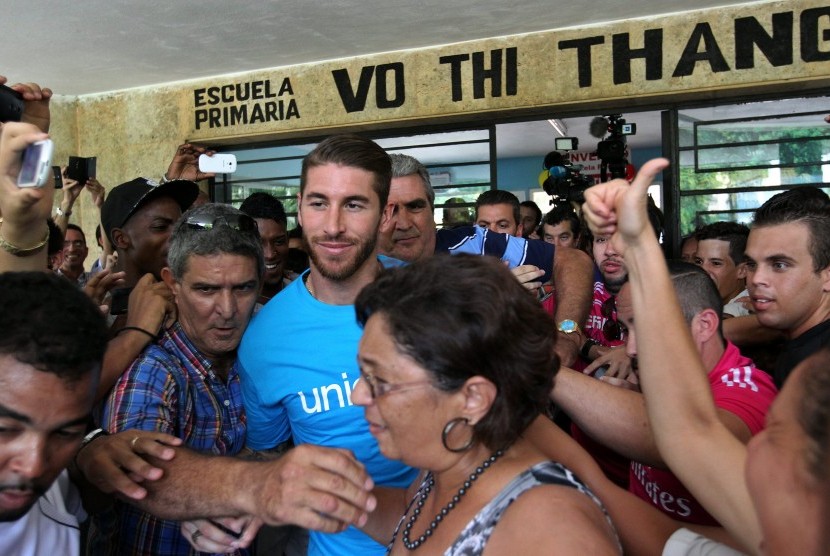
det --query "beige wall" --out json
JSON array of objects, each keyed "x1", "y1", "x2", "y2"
[{"x1": 50, "y1": 0, "x2": 830, "y2": 248}]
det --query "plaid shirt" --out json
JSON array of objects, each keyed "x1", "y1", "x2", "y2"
[{"x1": 88, "y1": 322, "x2": 248, "y2": 556}]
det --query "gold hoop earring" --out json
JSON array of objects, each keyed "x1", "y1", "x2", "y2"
[{"x1": 441, "y1": 417, "x2": 474, "y2": 453}]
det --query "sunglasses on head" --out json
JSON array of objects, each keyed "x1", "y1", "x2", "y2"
[{"x1": 184, "y1": 214, "x2": 259, "y2": 235}]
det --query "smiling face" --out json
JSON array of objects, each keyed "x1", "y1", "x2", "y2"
[
  {"x1": 254, "y1": 218, "x2": 289, "y2": 288},
  {"x1": 60, "y1": 228, "x2": 88, "y2": 274},
  {"x1": 352, "y1": 314, "x2": 448, "y2": 467},
  {"x1": 163, "y1": 253, "x2": 259, "y2": 365},
  {"x1": 0, "y1": 355, "x2": 93, "y2": 522},
  {"x1": 299, "y1": 163, "x2": 385, "y2": 281},
  {"x1": 379, "y1": 174, "x2": 436, "y2": 263},
  {"x1": 745, "y1": 222, "x2": 830, "y2": 339}
]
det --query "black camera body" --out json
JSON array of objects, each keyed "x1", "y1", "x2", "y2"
[
  {"x1": 542, "y1": 145, "x2": 595, "y2": 206},
  {"x1": 0, "y1": 85, "x2": 24, "y2": 123},
  {"x1": 596, "y1": 114, "x2": 636, "y2": 181}
]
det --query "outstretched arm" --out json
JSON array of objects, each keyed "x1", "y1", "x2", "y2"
[
  {"x1": 551, "y1": 246, "x2": 594, "y2": 366},
  {"x1": 80, "y1": 439, "x2": 376, "y2": 532},
  {"x1": 582, "y1": 159, "x2": 760, "y2": 552},
  {"x1": 524, "y1": 416, "x2": 744, "y2": 556}
]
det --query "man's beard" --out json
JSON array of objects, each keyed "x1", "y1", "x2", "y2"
[
  {"x1": 0, "y1": 480, "x2": 47, "y2": 522},
  {"x1": 303, "y1": 233, "x2": 377, "y2": 281}
]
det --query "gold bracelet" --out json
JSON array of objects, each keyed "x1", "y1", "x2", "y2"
[{"x1": 0, "y1": 228, "x2": 50, "y2": 257}]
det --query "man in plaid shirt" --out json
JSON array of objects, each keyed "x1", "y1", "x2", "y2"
[{"x1": 88, "y1": 203, "x2": 375, "y2": 555}]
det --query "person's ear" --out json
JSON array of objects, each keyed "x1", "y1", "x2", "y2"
[
  {"x1": 379, "y1": 202, "x2": 396, "y2": 234},
  {"x1": 460, "y1": 376, "x2": 497, "y2": 425},
  {"x1": 111, "y1": 228, "x2": 130, "y2": 250},
  {"x1": 736, "y1": 261, "x2": 747, "y2": 280},
  {"x1": 691, "y1": 308, "x2": 720, "y2": 344},
  {"x1": 820, "y1": 264, "x2": 830, "y2": 293},
  {"x1": 160, "y1": 267, "x2": 179, "y2": 295}
]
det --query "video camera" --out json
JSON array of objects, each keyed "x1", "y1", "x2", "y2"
[
  {"x1": 540, "y1": 137, "x2": 595, "y2": 207},
  {"x1": 595, "y1": 114, "x2": 636, "y2": 181}
]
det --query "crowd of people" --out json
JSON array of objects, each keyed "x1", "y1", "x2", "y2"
[{"x1": 0, "y1": 74, "x2": 828, "y2": 556}]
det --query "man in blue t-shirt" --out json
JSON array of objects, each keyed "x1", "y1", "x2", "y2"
[{"x1": 238, "y1": 135, "x2": 417, "y2": 556}]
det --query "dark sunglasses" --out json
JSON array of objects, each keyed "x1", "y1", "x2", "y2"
[
  {"x1": 601, "y1": 296, "x2": 622, "y2": 341},
  {"x1": 184, "y1": 214, "x2": 259, "y2": 235}
]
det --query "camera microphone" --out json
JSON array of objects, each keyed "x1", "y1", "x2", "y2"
[{"x1": 589, "y1": 116, "x2": 609, "y2": 139}]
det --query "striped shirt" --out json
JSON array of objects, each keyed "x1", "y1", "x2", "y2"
[{"x1": 88, "y1": 321, "x2": 248, "y2": 556}]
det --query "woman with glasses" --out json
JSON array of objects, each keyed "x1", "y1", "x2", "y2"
[{"x1": 351, "y1": 254, "x2": 621, "y2": 555}]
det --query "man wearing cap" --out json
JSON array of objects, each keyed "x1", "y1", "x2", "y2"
[{"x1": 101, "y1": 176, "x2": 199, "y2": 287}]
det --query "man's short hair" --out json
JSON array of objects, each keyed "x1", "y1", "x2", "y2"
[
  {"x1": 475, "y1": 190, "x2": 521, "y2": 226},
  {"x1": 167, "y1": 203, "x2": 265, "y2": 282},
  {"x1": 694, "y1": 221, "x2": 749, "y2": 265},
  {"x1": 520, "y1": 201, "x2": 542, "y2": 230},
  {"x1": 667, "y1": 260, "x2": 724, "y2": 334},
  {"x1": 300, "y1": 134, "x2": 391, "y2": 208},
  {"x1": 753, "y1": 187, "x2": 830, "y2": 272},
  {"x1": 240, "y1": 192, "x2": 288, "y2": 226},
  {"x1": 65, "y1": 223, "x2": 87, "y2": 244},
  {"x1": 0, "y1": 272, "x2": 107, "y2": 383},
  {"x1": 389, "y1": 153, "x2": 434, "y2": 208},
  {"x1": 543, "y1": 205, "x2": 581, "y2": 236}
]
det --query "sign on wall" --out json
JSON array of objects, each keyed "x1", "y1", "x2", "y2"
[{"x1": 168, "y1": 1, "x2": 830, "y2": 141}]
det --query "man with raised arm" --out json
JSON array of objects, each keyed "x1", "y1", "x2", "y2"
[{"x1": 379, "y1": 153, "x2": 594, "y2": 366}]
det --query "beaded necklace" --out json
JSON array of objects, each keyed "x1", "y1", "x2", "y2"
[{"x1": 402, "y1": 449, "x2": 505, "y2": 550}]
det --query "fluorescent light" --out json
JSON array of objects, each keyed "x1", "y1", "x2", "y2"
[{"x1": 547, "y1": 119, "x2": 568, "y2": 137}]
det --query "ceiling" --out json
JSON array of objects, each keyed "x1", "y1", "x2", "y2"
[{"x1": 0, "y1": 0, "x2": 787, "y2": 159}]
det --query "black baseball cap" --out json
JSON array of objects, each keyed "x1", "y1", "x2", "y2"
[{"x1": 101, "y1": 177, "x2": 199, "y2": 242}]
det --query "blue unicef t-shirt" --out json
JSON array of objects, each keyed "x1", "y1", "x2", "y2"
[{"x1": 238, "y1": 258, "x2": 416, "y2": 556}]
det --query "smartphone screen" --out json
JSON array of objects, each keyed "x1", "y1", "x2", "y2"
[
  {"x1": 52, "y1": 166, "x2": 63, "y2": 189},
  {"x1": 17, "y1": 140, "x2": 53, "y2": 187}
]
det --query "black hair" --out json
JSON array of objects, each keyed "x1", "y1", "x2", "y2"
[
  {"x1": 475, "y1": 190, "x2": 521, "y2": 228},
  {"x1": 694, "y1": 221, "x2": 749, "y2": 266},
  {"x1": 240, "y1": 192, "x2": 288, "y2": 226},
  {"x1": 0, "y1": 272, "x2": 107, "y2": 384},
  {"x1": 753, "y1": 187, "x2": 830, "y2": 272},
  {"x1": 355, "y1": 254, "x2": 557, "y2": 451},
  {"x1": 301, "y1": 134, "x2": 391, "y2": 209}
]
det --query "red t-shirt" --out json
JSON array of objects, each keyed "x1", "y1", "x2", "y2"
[{"x1": 628, "y1": 342, "x2": 778, "y2": 525}]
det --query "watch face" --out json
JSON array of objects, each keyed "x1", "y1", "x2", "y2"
[{"x1": 559, "y1": 319, "x2": 578, "y2": 333}]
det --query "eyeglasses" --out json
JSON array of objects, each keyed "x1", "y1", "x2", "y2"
[
  {"x1": 601, "y1": 296, "x2": 622, "y2": 342},
  {"x1": 185, "y1": 214, "x2": 259, "y2": 235},
  {"x1": 359, "y1": 369, "x2": 434, "y2": 399}
]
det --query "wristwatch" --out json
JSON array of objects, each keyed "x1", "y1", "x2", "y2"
[
  {"x1": 55, "y1": 206, "x2": 72, "y2": 217},
  {"x1": 581, "y1": 338, "x2": 599, "y2": 360},
  {"x1": 80, "y1": 428, "x2": 108, "y2": 450},
  {"x1": 557, "y1": 319, "x2": 581, "y2": 335}
]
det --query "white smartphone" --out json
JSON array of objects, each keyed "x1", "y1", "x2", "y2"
[
  {"x1": 198, "y1": 153, "x2": 237, "y2": 174},
  {"x1": 17, "y1": 139, "x2": 54, "y2": 188}
]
